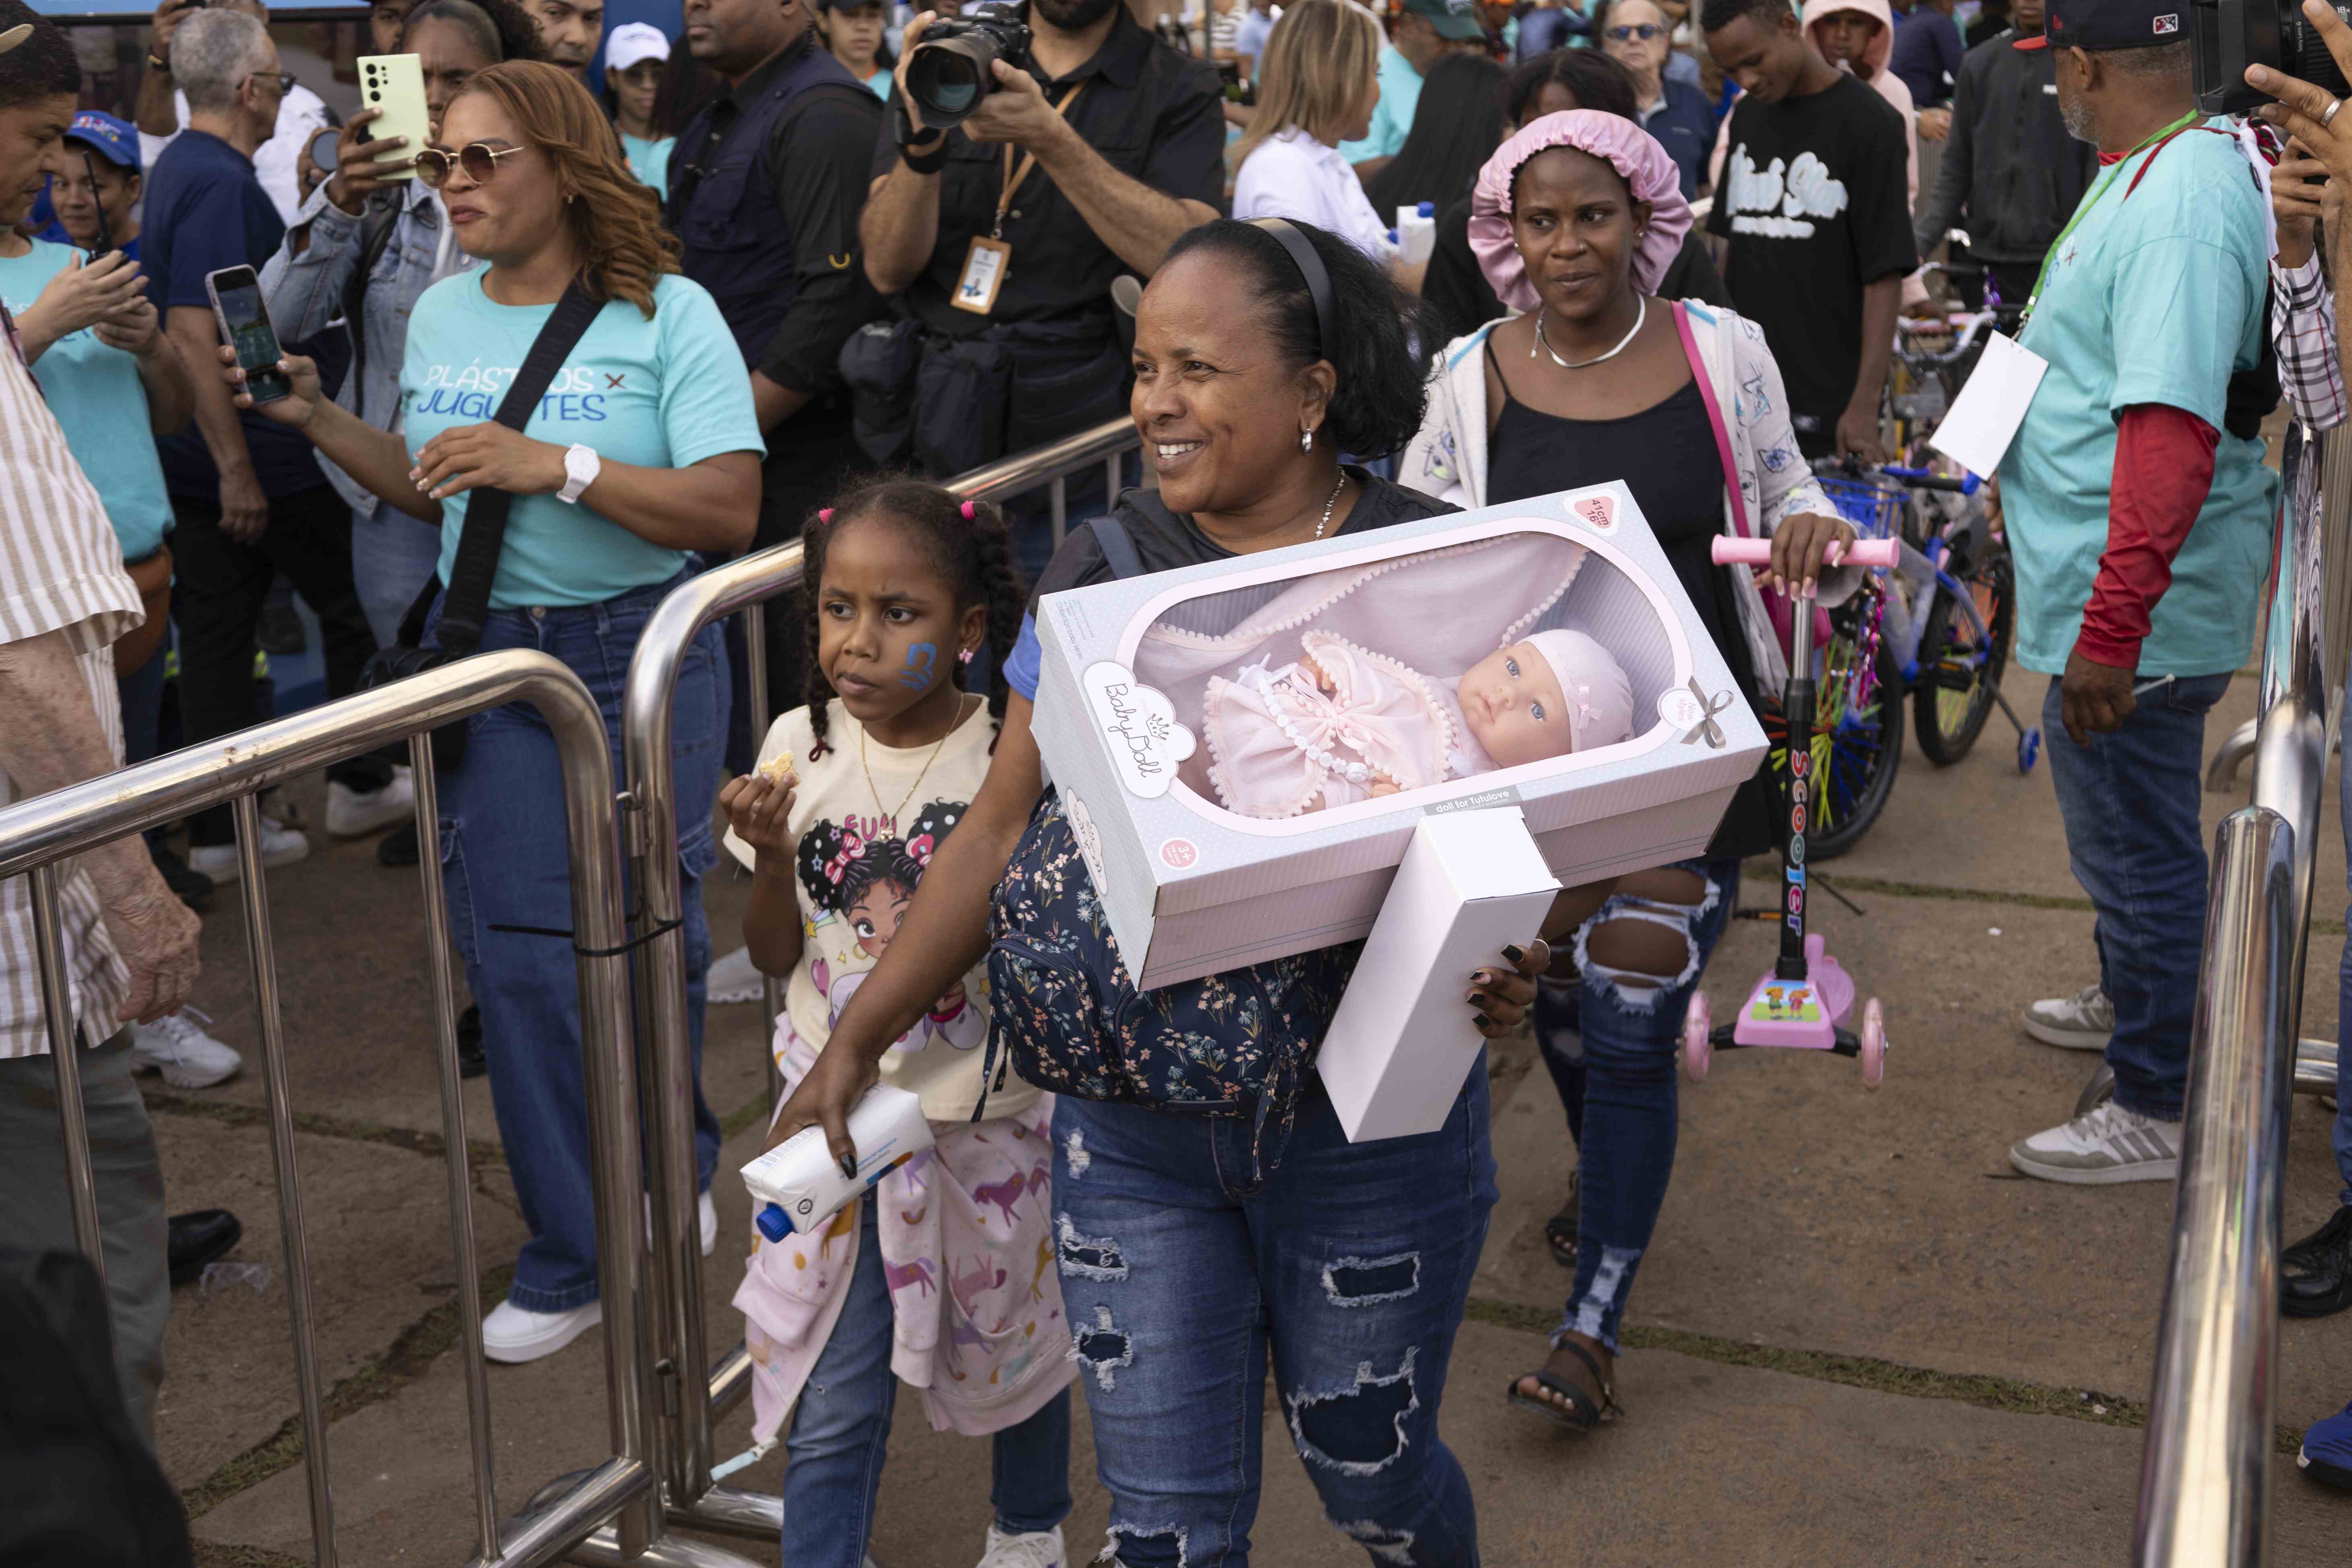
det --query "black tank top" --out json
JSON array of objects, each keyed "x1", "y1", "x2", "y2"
[{"x1": 1482, "y1": 340, "x2": 1757, "y2": 703}]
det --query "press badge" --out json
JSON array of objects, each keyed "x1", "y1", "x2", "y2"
[{"x1": 952, "y1": 236, "x2": 1012, "y2": 315}]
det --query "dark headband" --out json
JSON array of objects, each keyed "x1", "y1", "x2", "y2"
[{"x1": 1248, "y1": 217, "x2": 1333, "y2": 359}]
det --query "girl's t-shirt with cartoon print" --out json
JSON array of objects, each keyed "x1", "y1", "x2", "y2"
[{"x1": 722, "y1": 697, "x2": 1038, "y2": 1122}]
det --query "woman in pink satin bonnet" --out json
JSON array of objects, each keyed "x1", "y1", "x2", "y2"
[{"x1": 1204, "y1": 625, "x2": 1635, "y2": 818}]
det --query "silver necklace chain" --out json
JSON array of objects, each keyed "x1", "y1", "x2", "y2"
[
  {"x1": 1313, "y1": 471, "x2": 1346, "y2": 540},
  {"x1": 1533, "y1": 294, "x2": 1647, "y2": 370}
]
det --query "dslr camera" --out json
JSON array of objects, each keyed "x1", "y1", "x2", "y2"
[
  {"x1": 2193, "y1": 0, "x2": 2352, "y2": 114},
  {"x1": 906, "y1": 4, "x2": 1036, "y2": 130}
]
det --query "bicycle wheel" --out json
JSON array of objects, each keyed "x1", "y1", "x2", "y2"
[
  {"x1": 1912, "y1": 550, "x2": 2015, "y2": 766},
  {"x1": 1761, "y1": 596, "x2": 1903, "y2": 860}
]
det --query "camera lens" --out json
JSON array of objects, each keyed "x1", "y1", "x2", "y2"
[
  {"x1": 909, "y1": 45, "x2": 988, "y2": 120},
  {"x1": 2287, "y1": 0, "x2": 2352, "y2": 95}
]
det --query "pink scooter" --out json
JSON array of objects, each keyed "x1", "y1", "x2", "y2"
[{"x1": 1681, "y1": 534, "x2": 1896, "y2": 1087}]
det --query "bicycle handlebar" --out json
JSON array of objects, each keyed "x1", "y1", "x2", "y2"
[
  {"x1": 1710, "y1": 537, "x2": 1900, "y2": 568},
  {"x1": 1880, "y1": 465, "x2": 1981, "y2": 495}
]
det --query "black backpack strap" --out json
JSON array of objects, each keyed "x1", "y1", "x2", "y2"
[
  {"x1": 1088, "y1": 515, "x2": 1144, "y2": 581},
  {"x1": 430, "y1": 278, "x2": 605, "y2": 656}
]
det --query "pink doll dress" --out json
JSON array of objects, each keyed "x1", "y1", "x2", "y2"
[{"x1": 1203, "y1": 631, "x2": 1493, "y2": 818}]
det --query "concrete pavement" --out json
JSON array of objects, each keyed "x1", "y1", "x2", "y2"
[{"x1": 130, "y1": 653, "x2": 2351, "y2": 1566}]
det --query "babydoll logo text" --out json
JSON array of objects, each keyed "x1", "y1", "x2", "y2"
[{"x1": 1080, "y1": 662, "x2": 1196, "y2": 800}]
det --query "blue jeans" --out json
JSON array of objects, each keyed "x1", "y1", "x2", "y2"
[
  {"x1": 434, "y1": 572, "x2": 726, "y2": 1310},
  {"x1": 2042, "y1": 672, "x2": 2232, "y2": 1122},
  {"x1": 1538, "y1": 858, "x2": 1739, "y2": 1354},
  {"x1": 1051, "y1": 1075, "x2": 1498, "y2": 1568},
  {"x1": 351, "y1": 501, "x2": 448, "y2": 649},
  {"x1": 781, "y1": 1200, "x2": 1074, "y2": 1564}
]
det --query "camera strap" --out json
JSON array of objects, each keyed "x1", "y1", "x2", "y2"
[
  {"x1": 994, "y1": 82, "x2": 1089, "y2": 238},
  {"x1": 427, "y1": 277, "x2": 603, "y2": 657}
]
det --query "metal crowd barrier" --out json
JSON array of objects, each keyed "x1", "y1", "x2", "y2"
[
  {"x1": 0, "y1": 652, "x2": 667, "y2": 1568},
  {"x1": 617, "y1": 415, "x2": 1141, "y2": 1541},
  {"x1": 2134, "y1": 420, "x2": 2352, "y2": 1565}
]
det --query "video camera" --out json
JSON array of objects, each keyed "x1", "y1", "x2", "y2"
[
  {"x1": 905, "y1": 4, "x2": 1035, "y2": 130},
  {"x1": 2192, "y1": 0, "x2": 2352, "y2": 115}
]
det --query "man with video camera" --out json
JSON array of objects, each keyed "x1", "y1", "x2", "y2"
[
  {"x1": 1995, "y1": 0, "x2": 2279, "y2": 1191},
  {"x1": 2240, "y1": 0, "x2": 2352, "y2": 1491},
  {"x1": 855, "y1": 0, "x2": 1224, "y2": 580}
]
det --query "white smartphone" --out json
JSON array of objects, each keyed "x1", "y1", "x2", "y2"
[
  {"x1": 204, "y1": 266, "x2": 291, "y2": 404},
  {"x1": 355, "y1": 53, "x2": 430, "y2": 179}
]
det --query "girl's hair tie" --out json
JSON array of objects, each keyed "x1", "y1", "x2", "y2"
[
  {"x1": 959, "y1": 500, "x2": 977, "y2": 521},
  {"x1": 816, "y1": 508, "x2": 834, "y2": 525}
]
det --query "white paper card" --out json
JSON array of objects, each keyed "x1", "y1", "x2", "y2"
[{"x1": 1929, "y1": 331, "x2": 2048, "y2": 478}]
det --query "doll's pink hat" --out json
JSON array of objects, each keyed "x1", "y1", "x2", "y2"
[{"x1": 1526, "y1": 628, "x2": 1634, "y2": 751}]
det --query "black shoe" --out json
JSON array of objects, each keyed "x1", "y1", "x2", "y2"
[
  {"x1": 456, "y1": 1004, "x2": 486, "y2": 1079},
  {"x1": 257, "y1": 599, "x2": 307, "y2": 656},
  {"x1": 149, "y1": 842, "x2": 214, "y2": 909},
  {"x1": 2282, "y1": 1204, "x2": 2352, "y2": 1318},
  {"x1": 167, "y1": 1208, "x2": 243, "y2": 1286},
  {"x1": 377, "y1": 820, "x2": 421, "y2": 867}
]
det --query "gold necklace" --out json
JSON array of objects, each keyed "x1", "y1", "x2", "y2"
[{"x1": 860, "y1": 697, "x2": 968, "y2": 824}]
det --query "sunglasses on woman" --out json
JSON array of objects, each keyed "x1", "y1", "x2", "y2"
[
  {"x1": 1605, "y1": 22, "x2": 1666, "y2": 39},
  {"x1": 413, "y1": 141, "x2": 534, "y2": 188}
]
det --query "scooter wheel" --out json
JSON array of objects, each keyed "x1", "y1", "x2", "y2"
[
  {"x1": 1683, "y1": 994, "x2": 1712, "y2": 1083},
  {"x1": 2018, "y1": 727, "x2": 2041, "y2": 775},
  {"x1": 1860, "y1": 998, "x2": 1887, "y2": 1089}
]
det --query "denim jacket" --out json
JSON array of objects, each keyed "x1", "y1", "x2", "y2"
[{"x1": 259, "y1": 178, "x2": 471, "y2": 516}]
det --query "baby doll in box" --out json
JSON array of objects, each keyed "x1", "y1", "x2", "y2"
[{"x1": 1128, "y1": 531, "x2": 1643, "y2": 821}]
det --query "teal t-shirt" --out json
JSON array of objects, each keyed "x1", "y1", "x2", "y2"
[
  {"x1": 401, "y1": 270, "x2": 765, "y2": 609},
  {"x1": 2006, "y1": 123, "x2": 2277, "y2": 678},
  {"x1": 1337, "y1": 43, "x2": 1419, "y2": 163},
  {"x1": 863, "y1": 67, "x2": 891, "y2": 100},
  {"x1": 621, "y1": 132, "x2": 675, "y2": 196},
  {"x1": 0, "y1": 240, "x2": 176, "y2": 561}
]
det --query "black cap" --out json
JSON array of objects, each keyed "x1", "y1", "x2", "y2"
[{"x1": 2014, "y1": 0, "x2": 2185, "y2": 50}]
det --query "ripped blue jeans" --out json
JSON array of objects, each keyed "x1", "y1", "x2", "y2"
[
  {"x1": 1538, "y1": 857, "x2": 1739, "y2": 1355},
  {"x1": 1052, "y1": 1073, "x2": 1497, "y2": 1567}
]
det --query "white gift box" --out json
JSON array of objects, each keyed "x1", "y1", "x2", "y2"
[
  {"x1": 1028, "y1": 482, "x2": 1767, "y2": 990},
  {"x1": 1319, "y1": 809, "x2": 1561, "y2": 1142}
]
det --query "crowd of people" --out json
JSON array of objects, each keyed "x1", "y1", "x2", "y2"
[{"x1": 6, "y1": 0, "x2": 2352, "y2": 1558}]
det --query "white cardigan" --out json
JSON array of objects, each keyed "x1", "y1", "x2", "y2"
[{"x1": 1398, "y1": 300, "x2": 1852, "y2": 694}]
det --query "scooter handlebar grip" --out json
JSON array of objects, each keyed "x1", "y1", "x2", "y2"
[{"x1": 1708, "y1": 537, "x2": 1899, "y2": 568}]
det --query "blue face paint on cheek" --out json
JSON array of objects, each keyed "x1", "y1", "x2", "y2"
[{"x1": 898, "y1": 642, "x2": 937, "y2": 689}]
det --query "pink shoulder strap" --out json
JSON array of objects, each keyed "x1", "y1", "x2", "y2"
[{"x1": 1673, "y1": 300, "x2": 1751, "y2": 539}]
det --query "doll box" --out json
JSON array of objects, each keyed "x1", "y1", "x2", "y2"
[
  {"x1": 1319, "y1": 809, "x2": 1561, "y2": 1142},
  {"x1": 1028, "y1": 483, "x2": 1768, "y2": 990}
]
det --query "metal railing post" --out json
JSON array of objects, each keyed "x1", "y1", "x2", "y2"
[
  {"x1": 0, "y1": 650, "x2": 715, "y2": 1568},
  {"x1": 28, "y1": 864, "x2": 105, "y2": 1287}
]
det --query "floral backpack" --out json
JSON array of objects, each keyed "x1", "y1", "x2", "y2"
[{"x1": 981, "y1": 516, "x2": 1361, "y2": 1173}]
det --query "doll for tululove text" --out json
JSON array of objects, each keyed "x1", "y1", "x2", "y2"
[{"x1": 1202, "y1": 626, "x2": 1635, "y2": 820}]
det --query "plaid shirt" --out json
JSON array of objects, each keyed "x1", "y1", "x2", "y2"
[{"x1": 2273, "y1": 254, "x2": 2346, "y2": 433}]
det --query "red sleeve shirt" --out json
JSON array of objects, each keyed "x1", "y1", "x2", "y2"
[{"x1": 2074, "y1": 403, "x2": 2221, "y2": 671}]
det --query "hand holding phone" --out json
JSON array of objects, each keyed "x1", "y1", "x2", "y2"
[
  {"x1": 322, "y1": 108, "x2": 412, "y2": 214},
  {"x1": 204, "y1": 265, "x2": 291, "y2": 405}
]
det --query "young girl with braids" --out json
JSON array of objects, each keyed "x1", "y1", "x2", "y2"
[{"x1": 715, "y1": 479, "x2": 1075, "y2": 1568}]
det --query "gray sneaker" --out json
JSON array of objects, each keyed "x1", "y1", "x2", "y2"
[
  {"x1": 2024, "y1": 983, "x2": 2114, "y2": 1050},
  {"x1": 2009, "y1": 1101, "x2": 2181, "y2": 1184}
]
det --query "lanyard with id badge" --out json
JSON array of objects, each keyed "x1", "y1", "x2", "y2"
[{"x1": 952, "y1": 82, "x2": 1090, "y2": 315}]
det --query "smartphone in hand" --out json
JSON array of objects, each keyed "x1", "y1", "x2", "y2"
[
  {"x1": 356, "y1": 54, "x2": 430, "y2": 178},
  {"x1": 204, "y1": 265, "x2": 292, "y2": 405}
]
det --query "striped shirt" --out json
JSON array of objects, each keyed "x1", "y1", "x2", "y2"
[{"x1": 0, "y1": 308, "x2": 140, "y2": 1058}]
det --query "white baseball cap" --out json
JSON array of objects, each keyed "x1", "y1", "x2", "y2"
[{"x1": 605, "y1": 22, "x2": 671, "y2": 72}]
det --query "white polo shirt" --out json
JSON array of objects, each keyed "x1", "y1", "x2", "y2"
[{"x1": 1231, "y1": 126, "x2": 1397, "y2": 265}]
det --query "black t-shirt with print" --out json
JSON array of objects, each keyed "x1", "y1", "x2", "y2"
[{"x1": 1707, "y1": 73, "x2": 1918, "y2": 442}]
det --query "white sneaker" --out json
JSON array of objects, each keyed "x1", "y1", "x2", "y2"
[
  {"x1": 707, "y1": 944, "x2": 768, "y2": 1004},
  {"x1": 129, "y1": 1007, "x2": 242, "y2": 1089},
  {"x1": 2009, "y1": 1101, "x2": 2183, "y2": 1185},
  {"x1": 482, "y1": 1299, "x2": 602, "y2": 1363},
  {"x1": 977, "y1": 1525, "x2": 1065, "y2": 1568},
  {"x1": 2023, "y1": 984, "x2": 2114, "y2": 1050},
  {"x1": 642, "y1": 1191, "x2": 721, "y2": 1258},
  {"x1": 188, "y1": 820, "x2": 309, "y2": 883},
  {"x1": 326, "y1": 765, "x2": 414, "y2": 839}
]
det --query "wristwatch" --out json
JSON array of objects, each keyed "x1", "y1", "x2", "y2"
[{"x1": 557, "y1": 443, "x2": 600, "y2": 504}]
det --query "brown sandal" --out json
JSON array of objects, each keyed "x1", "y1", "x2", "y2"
[{"x1": 1506, "y1": 1338, "x2": 1619, "y2": 1432}]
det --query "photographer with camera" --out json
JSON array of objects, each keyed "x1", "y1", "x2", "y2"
[
  {"x1": 855, "y1": 0, "x2": 1224, "y2": 581},
  {"x1": 1992, "y1": 0, "x2": 2279, "y2": 1190},
  {"x1": 668, "y1": 0, "x2": 887, "y2": 782}
]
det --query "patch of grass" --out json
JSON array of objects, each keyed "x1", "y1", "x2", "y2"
[
  {"x1": 180, "y1": 1263, "x2": 515, "y2": 1520},
  {"x1": 145, "y1": 1090, "x2": 507, "y2": 1168},
  {"x1": 192, "y1": 1545, "x2": 309, "y2": 1568},
  {"x1": 720, "y1": 1090, "x2": 774, "y2": 1142}
]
